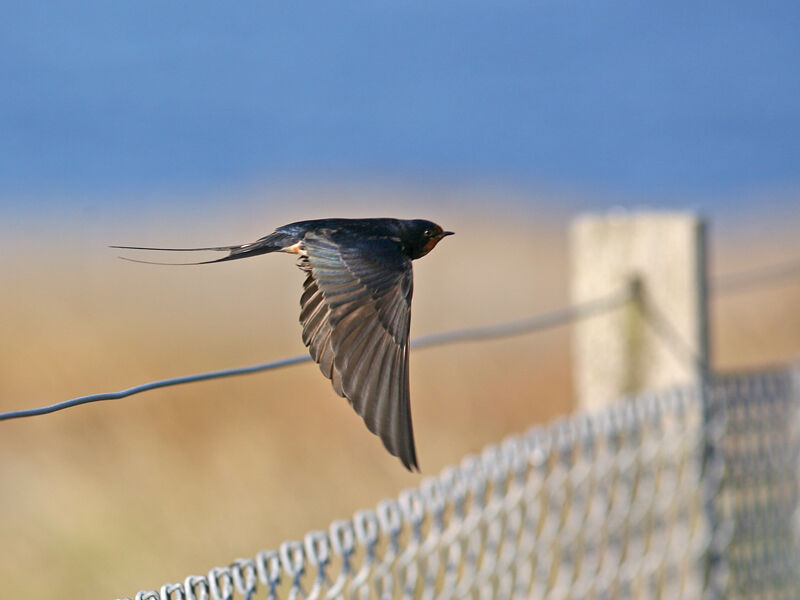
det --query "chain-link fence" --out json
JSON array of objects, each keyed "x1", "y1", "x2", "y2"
[
  {"x1": 121, "y1": 365, "x2": 800, "y2": 600},
  {"x1": 712, "y1": 369, "x2": 800, "y2": 598}
]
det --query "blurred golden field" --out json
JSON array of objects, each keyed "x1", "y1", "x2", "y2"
[{"x1": 0, "y1": 188, "x2": 798, "y2": 599}]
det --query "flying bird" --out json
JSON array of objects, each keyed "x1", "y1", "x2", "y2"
[{"x1": 113, "y1": 218, "x2": 453, "y2": 470}]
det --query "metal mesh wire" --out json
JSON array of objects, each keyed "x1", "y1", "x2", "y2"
[
  {"x1": 121, "y1": 366, "x2": 800, "y2": 600},
  {"x1": 712, "y1": 369, "x2": 800, "y2": 599}
]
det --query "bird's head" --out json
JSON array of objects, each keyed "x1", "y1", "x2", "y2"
[{"x1": 403, "y1": 219, "x2": 454, "y2": 259}]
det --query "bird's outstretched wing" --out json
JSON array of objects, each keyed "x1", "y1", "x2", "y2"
[{"x1": 299, "y1": 229, "x2": 417, "y2": 470}]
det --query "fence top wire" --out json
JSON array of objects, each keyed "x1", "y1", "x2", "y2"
[
  {"x1": 0, "y1": 287, "x2": 631, "y2": 422},
  {"x1": 713, "y1": 255, "x2": 800, "y2": 293},
  {"x1": 1, "y1": 252, "x2": 798, "y2": 423}
]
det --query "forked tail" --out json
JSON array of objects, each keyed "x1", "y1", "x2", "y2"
[{"x1": 111, "y1": 231, "x2": 293, "y2": 265}]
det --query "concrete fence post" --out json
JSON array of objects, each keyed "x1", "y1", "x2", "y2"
[{"x1": 570, "y1": 211, "x2": 709, "y2": 411}]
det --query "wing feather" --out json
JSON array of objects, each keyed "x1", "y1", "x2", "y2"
[
  {"x1": 301, "y1": 275, "x2": 336, "y2": 378},
  {"x1": 297, "y1": 230, "x2": 418, "y2": 470}
]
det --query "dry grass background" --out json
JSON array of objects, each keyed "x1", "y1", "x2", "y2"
[{"x1": 0, "y1": 187, "x2": 797, "y2": 598}]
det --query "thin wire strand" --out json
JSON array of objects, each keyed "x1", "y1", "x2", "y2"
[
  {"x1": 1, "y1": 253, "x2": 798, "y2": 423},
  {"x1": 0, "y1": 355, "x2": 312, "y2": 421},
  {"x1": 713, "y1": 256, "x2": 800, "y2": 293},
  {"x1": 638, "y1": 290, "x2": 707, "y2": 373},
  {"x1": 411, "y1": 286, "x2": 629, "y2": 349},
  {"x1": 0, "y1": 289, "x2": 631, "y2": 422}
]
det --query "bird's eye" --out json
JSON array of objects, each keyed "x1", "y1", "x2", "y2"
[{"x1": 423, "y1": 229, "x2": 432, "y2": 237}]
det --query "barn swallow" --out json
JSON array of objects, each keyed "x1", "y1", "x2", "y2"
[{"x1": 113, "y1": 218, "x2": 453, "y2": 471}]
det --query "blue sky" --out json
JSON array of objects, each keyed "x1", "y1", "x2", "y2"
[{"x1": 2, "y1": 1, "x2": 799, "y2": 210}]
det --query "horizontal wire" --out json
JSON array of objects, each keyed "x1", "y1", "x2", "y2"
[
  {"x1": 0, "y1": 289, "x2": 631, "y2": 422},
  {"x1": 712, "y1": 256, "x2": 800, "y2": 294},
  {"x1": 0, "y1": 355, "x2": 312, "y2": 421},
  {"x1": 411, "y1": 286, "x2": 630, "y2": 349},
  {"x1": 1, "y1": 252, "x2": 798, "y2": 423}
]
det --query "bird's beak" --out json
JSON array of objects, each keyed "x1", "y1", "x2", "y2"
[{"x1": 440, "y1": 231, "x2": 455, "y2": 238}]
